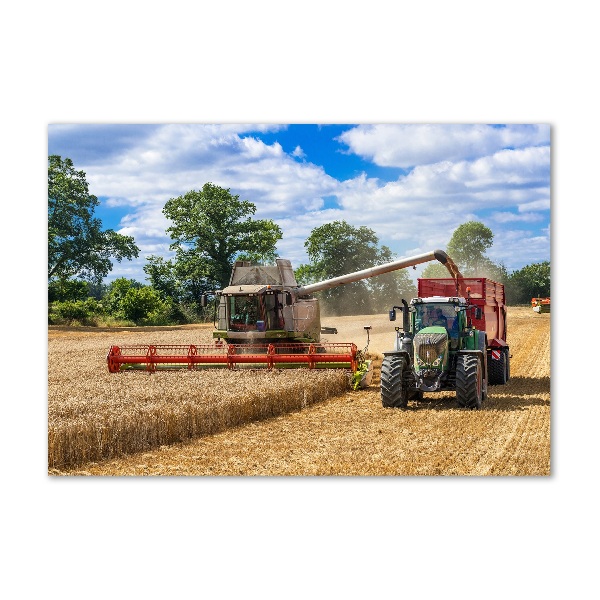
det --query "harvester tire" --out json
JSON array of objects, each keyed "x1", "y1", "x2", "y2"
[
  {"x1": 456, "y1": 354, "x2": 483, "y2": 409},
  {"x1": 488, "y1": 350, "x2": 507, "y2": 385},
  {"x1": 381, "y1": 355, "x2": 408, "y2": 408}
]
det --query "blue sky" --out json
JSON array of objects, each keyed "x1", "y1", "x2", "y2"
[{"x1": 48, "y1": 123, "x2": 551, "y2": 284}]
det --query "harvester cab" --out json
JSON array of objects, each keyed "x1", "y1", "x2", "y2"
[{"x1": 211, "y1": 259, "x2": 321, "y2": 345}]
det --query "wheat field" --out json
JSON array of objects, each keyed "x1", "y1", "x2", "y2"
[{"x1": 49, "y1": 306, "x2": 550, "y2": 475}]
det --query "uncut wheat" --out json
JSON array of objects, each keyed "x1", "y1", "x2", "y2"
[{"x1": 48, "y1": 333, "x2": 349, "y2": 469}]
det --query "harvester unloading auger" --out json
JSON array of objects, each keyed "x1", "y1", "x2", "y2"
[{"x1": 107, "y1": 250, "x2": 461, "y2": 374}]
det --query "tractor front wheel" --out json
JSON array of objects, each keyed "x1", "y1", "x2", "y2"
[
  {"x1": 456, "y1": 354, "x2": 484, "y2": 409},
  {"x1": 380, "y1": 355, "x2": 408, "y2": 409}
]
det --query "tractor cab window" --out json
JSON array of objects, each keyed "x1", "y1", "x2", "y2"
[{"x1": 415, "y1": 304, "x2": 454, "y2": 332}]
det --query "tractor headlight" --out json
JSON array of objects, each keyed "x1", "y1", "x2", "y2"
[{"x1": 432, "y1": 355, "x2": 443, "y2": 367}]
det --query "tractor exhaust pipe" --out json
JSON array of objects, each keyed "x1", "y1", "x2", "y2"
[{"x1": 297, "y1": 249, "x2": 459, "y2": 295}]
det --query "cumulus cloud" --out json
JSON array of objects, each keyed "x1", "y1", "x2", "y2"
[{"x1": 337, "y1": 124, "x2": 550, "y2": 168}]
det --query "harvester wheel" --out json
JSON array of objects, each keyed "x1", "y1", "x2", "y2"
[
  {"x1": 456, "y1": 354, "x2": 483, "y2": 409},
  {"x1": 380, "y1": 355, "x2": 408, "y2": 408}
]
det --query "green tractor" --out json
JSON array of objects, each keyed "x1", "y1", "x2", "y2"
[{"x1": 381, "y1": 295, "x2": 489, "y2": 409}]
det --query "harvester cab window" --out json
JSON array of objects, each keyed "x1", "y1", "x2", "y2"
[
  {"x1": 264, "y1": 293, "x2": 285, "y2": 330},
  {"x1": 229, "y1": 296, "x2": 260, "y2": 330}
]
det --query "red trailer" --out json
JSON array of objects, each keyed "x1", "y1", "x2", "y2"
[{"x1": 417, "y1": 277, "x2": 508, "y2": 351}]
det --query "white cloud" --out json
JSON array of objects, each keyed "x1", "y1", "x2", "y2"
[
  {"x1": 338, "y1": 124, "x2": 550, "y2": 168},
  {"x1": 490, "y1": 212, "x2": 544, "y2": 224},
  {"x1": 292, "y1": 146, "x2": 305, "y2": 159}
]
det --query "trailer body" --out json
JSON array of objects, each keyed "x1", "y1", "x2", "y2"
[{"x1": 417, "y1": 277, "x2": 507, "y2": 349}]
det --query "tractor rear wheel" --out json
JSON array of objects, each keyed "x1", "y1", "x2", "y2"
[
  {"x1": 456, "y1": 354, "x2": 483, "y2": 409},
  {"x1": 380, "y1": 355, "x2": 408, "y2": 408}
]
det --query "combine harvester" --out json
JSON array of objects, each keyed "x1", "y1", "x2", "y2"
[
  {"x1": 107, "y1": 250, "x2": 461, "y2": 376},
  {"x1": 532, "y1": 297, "x2": 550, "y2": 313}
]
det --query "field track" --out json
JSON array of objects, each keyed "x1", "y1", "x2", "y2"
[{"x1": 49, "y1": 306, "x2": 550, "y2": 476}]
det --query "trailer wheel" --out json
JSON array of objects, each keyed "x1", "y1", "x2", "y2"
[
  {"x1": 488, "y1": 350, "x2": 507, "y2": 385},
  {"x1": 381, "y1": 355, "x2": 408, "y2": 408},
  {"x1": 505, "y1": 349, "x2": 510, "y2": 382},
  {"x1": 456, "y1": 354, "x2": 483, "y2": 409}
]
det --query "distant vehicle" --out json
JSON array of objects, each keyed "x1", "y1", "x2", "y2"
[{"x1": 532, "y1": 297, "x2": 550, "y2": 313}]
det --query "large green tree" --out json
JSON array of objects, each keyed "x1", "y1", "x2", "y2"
[
  {"x1": 422, "y1": 221, "x2": 499, "y2": 278},
  {"x1": 297, "y1": 220, "x2": 416, "y2": 315},
  {"x1": 48, "y1": 155, "x2": 139, "y2": 284},
  {"x1": 447, "y1": 221, "x2": 494, "y2": 275},
  {"x1": 160, "y1": 183, "x2": 283, "y2": 294}
]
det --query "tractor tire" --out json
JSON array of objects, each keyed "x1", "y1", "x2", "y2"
[
  {"x1": 505, "y1": 349, "x2": 511, "y2": 382},
  {"x1": 380, "y1": 355, "x2": 408, "y2": 408},
  {"x1": 488, "y1": 349, "x2": 507, "y2": 385},
  {"x1": 456, "y1": 354, "x2": 484, "y2": 409}
]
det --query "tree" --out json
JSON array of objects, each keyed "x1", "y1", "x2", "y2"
[
  {"x1": 446, "y1": 221, "x2": 494, "y2": 275},
  {"x1": 48, "y1": 156, "x2": 139, "y2": 284},
  {"x1": 422, "y1": 221, "x2": 500, "y2": 278},
  {"x1": 162, "y1": 183, "x2": 283, "y2": 295},
  {"x1": 506, "y1": 261, "x2": 550, "y2": 304},
  {"x1": 143, "y1": 255, "x2": 181, "y2": 301},
  {"x1": 298, "y1": 220, "x2": 416, "y2": 315}
]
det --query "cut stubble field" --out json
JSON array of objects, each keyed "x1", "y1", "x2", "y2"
[{"x1": 49, "y1": 307, "x2": 550, "y2": 476}]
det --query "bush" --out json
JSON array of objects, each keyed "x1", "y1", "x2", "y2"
[
  {"x1": 120, "y1": 287, "x2": 170, "y2": 324},
  {"x1": 50, "y1": 298, "x2": 102, "y2": 325}
]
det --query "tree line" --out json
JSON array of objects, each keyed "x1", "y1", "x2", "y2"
[{"x1": 48, "y1": 156, "x2": 550, "y2": 326}]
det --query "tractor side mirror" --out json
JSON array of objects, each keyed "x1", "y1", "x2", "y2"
[
  {"x1": 200, "y1": 294, "x2": 207, "y2": 308},
  {"x1": 389, "y1": 309, "x2": 396, "y2": 321},
  {"x1": 474, "y1": 307, "x2": 482, "y2": 319}
]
